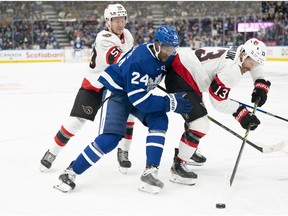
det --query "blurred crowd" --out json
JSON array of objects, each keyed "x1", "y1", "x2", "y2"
[{"x1": 0, "y1": 1, "x2": 287, "y2": 50}]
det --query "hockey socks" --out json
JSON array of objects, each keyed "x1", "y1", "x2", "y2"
[
  {"x1": 146, "y1": 131, "x2": 165, "y2": 166},
  {"x1": 72, "y1": 142, "x2": 104, "y2": 174},
  {"x1": 72, "y1": 134, "x2": 122, "y2": 174}
]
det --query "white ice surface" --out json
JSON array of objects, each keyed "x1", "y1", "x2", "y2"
[{"x1": 0, "y1": 61, "x2": 288, "y2": 216}]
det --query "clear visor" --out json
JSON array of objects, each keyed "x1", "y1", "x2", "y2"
[{"x1": 160, "y1": 43, "x2": 177, "y2": 55}]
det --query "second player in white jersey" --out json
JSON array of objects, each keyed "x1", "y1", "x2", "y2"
[
  {"x1": 40, "y1": 3, "x2": 135, "y2": 173},
  {"x1": 165, "y1": 38, "x2": 271, "y2": 185}
]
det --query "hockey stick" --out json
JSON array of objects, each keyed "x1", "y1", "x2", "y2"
[
  {"x1": 229, "y1": 98, "x2": 260, "y2": 186},
  {"x1": 157, "y1": 85, "x2": 168, "y2": 93},
  {"x1": 157, "y1": 85, "x2": 284, "y2": 153},
  {"x1": 207, "y1": 116, "x2": 284, "y2": 153},
  {"x1": 231, "y1": 98, "x2": 288, "y2": 123}
]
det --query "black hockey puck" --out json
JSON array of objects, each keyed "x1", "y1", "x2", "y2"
[{"x1": 216, "y1": 203, "x2": 226, "y2": 209}]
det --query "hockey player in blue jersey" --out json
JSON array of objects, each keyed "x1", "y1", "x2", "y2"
[{"x1": 54, "y1": 25, "x2": 192, "y2": 194}]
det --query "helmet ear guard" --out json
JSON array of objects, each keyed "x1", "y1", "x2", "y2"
[{"x1": 242, "y1": 38, "x2": 267, "y2": 65}]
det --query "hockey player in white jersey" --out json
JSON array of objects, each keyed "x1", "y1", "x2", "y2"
[
  {"x1": 164, "y1": 38, "x2": 270, "y2": 185},
  {"x1": 40, "y1": 4, "x2": 135, "y2": 174}
]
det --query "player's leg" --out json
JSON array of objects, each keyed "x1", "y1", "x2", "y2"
[
  {"x1": 170, "y1": 91, "x2": 209, "y2": 185},
  {"x1": 165, "y1": 70, "x2": 208, "y2": 165},
  {"x1": 54, "y1": 90, "x2": 131, "y2": 192},
  {"x1": 117, "y1": 114, "x2": 135, "y2": 173},
  {"x1": 40, "y1": 87, "x2": 104, "y2": 171},
  {"x1": 134, "y1": 111, "x2": 168, "y2": 194},
  {"x1": 181, "y1": 91, "x2": 209, "y2": 166},
  {"x1": 171, "y1": 116, "x2": 209, "y2": 182}
]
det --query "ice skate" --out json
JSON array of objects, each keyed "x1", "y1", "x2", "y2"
[
  {"x1": 138, "y1": 165, "x2": 164, "y2": 194},
  {"x1": 170, "y1": 156, "x2": 197, "y2": 186},
  {"x1": 117, "y1": 148, "x2": 131, "y2": 174},
  {"x1": 53, "y1": 162, "x2": 76, "y2": 193},
  {"x1": 40, "y1": 150, "x2": 56, "y2": 172},
  {"x1": 186, "y1": 149, "x2": 207, "y2": 166}
]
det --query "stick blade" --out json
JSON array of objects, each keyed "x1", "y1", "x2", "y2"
[{"x1": 261, "y1": 140, "x2": 287, "y2": 153}]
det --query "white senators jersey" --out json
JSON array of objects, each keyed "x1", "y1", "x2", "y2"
[
  {"x1": 171, "y1": 47, "x2": 267, "y2": 114},
  {"x1": 82, "y1": 28, "x2": 134, "y2": 91}
]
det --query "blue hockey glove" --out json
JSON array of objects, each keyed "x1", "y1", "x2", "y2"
[
  {"x1": 233, "y1": 105, "x2": 260, "y2": 130},
  {"x1": 165, "y1": 92, "x2": 192, "y2": 114},
  {"x1": 251, "y1": 79, "x2": 271, "y2": 107}
]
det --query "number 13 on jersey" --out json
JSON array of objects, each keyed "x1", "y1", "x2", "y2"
[{"x1": 209, "y1": 76, "x2": 231, "y2": 101}]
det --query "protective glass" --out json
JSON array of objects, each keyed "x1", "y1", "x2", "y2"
[{"x1": 160, "y1": 43, "x2": 177, "y2": 55}]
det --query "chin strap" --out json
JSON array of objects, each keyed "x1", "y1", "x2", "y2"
[{"x1": 153, "y1": 42, "x2": 161, "y2": 60}]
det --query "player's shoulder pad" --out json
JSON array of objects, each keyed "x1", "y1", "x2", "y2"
[
  {"x1": 97, "y1": 30, "x2": 117, "y2": 41},
  {"x1": 122, "y1": 28, "x2": 134, "y2": 45},
  {"x1": 123, "y1": 28, "x2": 133, "y2": 38},
  {"x1": 102, "y1": 33, "x2": 113, "y2": 38},
  {"x1": 177, "y1": 48, "x2": 203, "y2": 70},
  {"x1": 97, "y1": 30, "x2": 113, "y2": 38}
]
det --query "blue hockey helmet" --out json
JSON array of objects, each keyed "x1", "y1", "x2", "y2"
[{"x1": 153, "y1": 25, "x2": 179, "y2": 48}]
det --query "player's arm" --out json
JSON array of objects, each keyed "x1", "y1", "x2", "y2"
[
  {"x1": 100, "y1": 36, "x2": 127, "y2": 65},
  {"x1": 250, "y1": 66, "x2": 271, "y2": 107},
  {"x1": 208, "y1": 74, "x2": 239, "y2": 114},
  {"x1": 90, "y1": 34, "x2": 126, "y2": 69},
  {"x1": 209, "y1": 74, "x2": 260, "y2": 130},
  {"x1": 127, "y1": 65, "x2": 191, "y2": 114},
  {"x1": 106, "y1": 45, "x2": 125, "y2": 65}
]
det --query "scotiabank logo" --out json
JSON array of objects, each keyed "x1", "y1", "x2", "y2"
[{"x1": 26, "y1": 51, "x2": 64, "y2": 59}]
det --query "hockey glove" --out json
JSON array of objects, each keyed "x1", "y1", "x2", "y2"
[
  {"x1": 251, "y1": 79, "x2": 271, "y2": 107},
  {"x1": 233, "y1": 105, "x2": 260, "y2": 130},
  {"x1": 165, "y1": 92, "x2": 192, "y2": 114}
]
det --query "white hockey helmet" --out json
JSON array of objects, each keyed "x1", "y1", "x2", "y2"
[
  {"x1": 104, "y1": 4, "x2": 127, "y2": 21},
  {"x1": 242, "y1": 38, "x2": 267, "y2": 65}
]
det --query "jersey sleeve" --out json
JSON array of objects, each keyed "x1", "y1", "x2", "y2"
[
  {"x1": 105, "y1": 45, "x2": 124, "y2": 64},
  {"x1": 92, "y1": 31, "x2": 125, "y2": 70},
  {"x1": 103, "y1": 29, "x2": 134, "y2": 65},
  {"x1": 208, "y1": 63, "x2": 241, "y2": 114}
]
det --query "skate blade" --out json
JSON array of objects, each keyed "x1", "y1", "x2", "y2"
[
  {"x1": 138, "y1": 182, "x2": 162, "y2": 194},
  {"x1": 118, "y1": 166, "x2": 128, "y2": 175},
  {"x1": 186, "y1": 160, "x2": 204, "y2": 166},
  {"x1": 39, "y1": 164, "x2": 49, "y2": 172},
  {"x1": 170, "y1": 174, "x2": 196, "y2": 186},
  {"x1": 53, "y1": 181, "x2": 73, "y2": 193}
]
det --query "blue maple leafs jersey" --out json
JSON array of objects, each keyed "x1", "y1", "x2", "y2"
[{"x1": 98, "y1": 43, "x2": 174, "y2": 113}]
